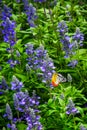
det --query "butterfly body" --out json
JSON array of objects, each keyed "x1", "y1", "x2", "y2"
[{"x1": 51, "y1": 73, "x2": 66, "y2": 87}]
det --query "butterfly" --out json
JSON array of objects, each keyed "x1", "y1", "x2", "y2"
[{"x1": 51, "y1": 73, "x2": 66, "y2": 87}]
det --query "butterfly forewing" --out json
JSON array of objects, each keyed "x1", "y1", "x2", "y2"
[
  {"x1": 58, "y1": 73, "x2": 66, "y2": 82},
  {"x1": 52, "y1": 73, "x2": 59, "y2": 87}
]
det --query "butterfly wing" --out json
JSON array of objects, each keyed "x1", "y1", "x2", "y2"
[
  {"x1": 51, "y1": 73, "x2": 60, "y2": 87},
  {"x1": 51, "y1": 73, "x2": 66, "y2": 87},
  {"x1": 58, "y1": 73, "x2": 66, "y2": 82}
]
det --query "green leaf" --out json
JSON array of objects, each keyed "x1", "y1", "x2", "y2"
[
  {"x1": 59, "y1": 98, "x2": 65, "y2": 106},
  {"x1": 46, "y1": 110, "x2": 57, "y2": 116},
  {"x1": 78, "y1": 49, "x2": 87, "y2": 55},
  {"x1": 2, "y1": 127, "x2": 6, "y2": 130},
  {"x1": 58, "y1": 69, "x2": 76, "y2": 73},
  {"x1": 15, "y1": 73, "x2": 27, "y2": 82},
  {"x1": 60, "y1": 113, "x2": 65, "y2": 119},
  {"x1": 74, "y1": 117, "x2": 82, "y2": 122},
  {"x1": 77, "y1": 106, "x2": 84, "y2": 115},
  {"x1": 17, "y1": 123, "x2": 27, "y2": 130},
  {"x1": 48, "y1": 99, "x2": 53, "y2": 105}
]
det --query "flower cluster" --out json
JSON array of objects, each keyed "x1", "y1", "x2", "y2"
[
  {"x1": 11, "y1": 76, "x2": 23, "y2": 91},
  {"x1": 0, "y1": 4, "x2": 17, "y2": 70},
  {"x1": 0, "y1": 4, "x2": 12, "y2": 41},
  {"x1": 66, "y1": 99, "x2": 79, "y2": 115},
  {"x1": 15, "y1": 91, "x2": 42, "y2": 130},
  {"x1": 7, "y1": 59, "x2": 19, "y2": 68},
  {"x1": 5, "y1": 103, "x2": 17, "y2": 130},
  {"x1": 22, "y1": 0, "x2": 37, "y2": 27},
  {"x1": 25, "y1": 43, "x2": 55, "y2": 87},
  {"x1": 72, "y1": 28, "x2": 84, "y2": 47},
  {"x1": 26, "y1": 108, "x2": 42, "y2": 130},
  {"x1": 5, "y1": 89, "x2": 42, "y2": 129},
  {"x1": 2, "y1": 17, "x2": 16, "y2": 46},
  {"x1": 58, "y1": 21, "x2": 72, "y2": 58},
  {"x1": 57, "y1": 21, "x2": 84, "y2": 67},
  {"x1": 1, "y1": 4, "x2": 12, "y2": 20},
  {"x1": 8, "y1": 123, "x2": 17, "y2": 130},
  {"x1": 6, "y1": 103, "x2": 13, "y2": 120},
  {"x1": 13, "y1": 90, "x2": 39, "y2": 112},
  {"x1": 0, "y1": 77, "x2": 8, "y2": 95},
  {"x1": 0, "y1": 2, "x2": 15, "y2": 45},
  {"x1": 58, "y1": 21, "x2": 68, "y2": 36}
]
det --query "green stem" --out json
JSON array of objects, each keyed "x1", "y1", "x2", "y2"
[
  {"x1": 17, "y1": 110, "x2": 20, "y2": 121},
  {"x1": 73, "y1": 114, "x2": 76, "y2": 130},
  {"x1": 48, "y1": 6, "x2": 61, "y2": 58}
]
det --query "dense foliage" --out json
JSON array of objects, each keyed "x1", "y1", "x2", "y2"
[{"x1": 0, "y1": 0, "x2": 87, "y2": 130}]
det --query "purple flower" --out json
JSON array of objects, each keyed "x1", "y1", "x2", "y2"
[
  {"x1": 13, "y1": 93, "x2": 20, "y2": 111},
  {"x1": 6, "y1": 48, "x2": 14, "y2": 53},
  {"x1": 0, "y1": 77, "x2": 8, "y2": 95},
  {"x1": 25, "y1": 43, "x2": 34, "y2": 55},
  {"x1": 57, "y1": 21, "x2": 84, "y2": 59},
  {"x1": 6, "y1": 103, "x2": 13, "y2": 120},
  {"x1": 31, "y1": 90, "x2": 40, "y2": 106},
  {"x1": 58, "y1": 21, "x2": 72, "y2": 58},
  {"x1": 15, "y1": 90, "x2": 40, "y2": 112},
  {"x1": 7, "y1": 123, "x2": 11, "y2": 128},
  {"x1": 26, "y1": 108, "x2": 43, "y2": 130},
  {"x1": 0, "y1": 77, "x2": 8, "y2": 89},
  {"x1": 16, "y1": 50, "x2": 20, "y2": 57},
  {"x1": 7, "y1": 59, "x2": 19, "y2": 68},
  {"x1": 7, "y1": 123, "x2": 17, "y2": 130},
  {"x1": 22, "y1": 1, "x2": 37, "y2": 27},
  {"x1": 66, "y1": 99, "x2": 79, "y2": 115},
  {"x1": 35, "y1": 44, "x2": 47, "y2": 58},
  {"x1": 26, "y1": 4, "x2": 37, "y2": 27},
  {"x1": 34, "y1": 44, "x2": 47, "y2": 68},
  {"x1": 58, "y1": 21, "x2": 68, "y2": 36},
  {"x1": 2, "y1": 17, "x2": 16, "y2": 46},
  {"x1": 72, "y1": 28, "x2": 84, "y2": 46},
  {"x1": 1, "y1": 4, "x2": 12, "y2": 20},
  {"x1": 22, "y1": 0, "x2": 29, "y2": 10},
  {"x1": 11, "y1": 76, "x2": 23, "y2": 91},
  {"x1": 80, "y1": 125, "x2": 87, "y2": 130},
  {"x1": 11, "y1": 124, "x2": 17, "y2": 130},
  {"x1": 68, "y1": 60, "x2": 78, "y2": 68}
]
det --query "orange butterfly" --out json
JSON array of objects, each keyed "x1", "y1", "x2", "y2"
[{"x1": 51, "y1": 73, "x2": 66, "y2": 87}]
